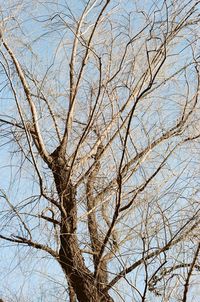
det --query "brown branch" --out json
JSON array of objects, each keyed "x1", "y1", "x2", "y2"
[
  {"x1": 104, "y1": 211, "x2": 200, "y2": 291},
  {"x1": 61, "y1": 0, "x2": 111, "y2": 153},
  {"x1": 39, "y1": 215, "x2": 60, "y2": 225},
  {"x1": 2, "y1": 39, "x2": 52, "y2": 164},
  {"x1": 86, "y1": 140, "x2": 109, "y2": 285},
  {"x1": 182, "y1": 242, "x2": 200, "y2": 302},
  {"x1": 30, "y1": 91, "x2": 62, "y2": 143},
  {"x1": 148, "y1": 262, "x2": 200, "y2": 294},
  {"x1": 0, "y1": 234, "x2": 58, "y2": 259},
  {"x1": 94, "y1": 40, "x2": 167, "y2": 277}
]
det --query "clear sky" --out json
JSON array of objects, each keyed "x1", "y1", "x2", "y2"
[{"x1": 0, "y1": 0, "x2": 199, "y2": 301}]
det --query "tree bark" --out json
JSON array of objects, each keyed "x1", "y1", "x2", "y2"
[{"x1": 50, "y1": 155, "x2": 113, "y2": 302}]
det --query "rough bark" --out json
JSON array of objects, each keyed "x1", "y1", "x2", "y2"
[
  {"x1": 86, "y1": 143, "x2": 109, "y2": 289},
  {"x1": 49, "y1": 152, "x2": 113, "y2": 302}
]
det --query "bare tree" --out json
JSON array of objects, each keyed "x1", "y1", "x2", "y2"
[{"x1": 0, "y1": 0, "x2": 200, "y2": 301}]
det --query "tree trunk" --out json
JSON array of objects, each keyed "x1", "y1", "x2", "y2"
[{"x1": 51, "y1": 157, "x2": 113, "y2": 302}]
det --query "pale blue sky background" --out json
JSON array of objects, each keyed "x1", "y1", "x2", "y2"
[{"x1": 0, "y1": 0, "x2": 199, "y2": 301}]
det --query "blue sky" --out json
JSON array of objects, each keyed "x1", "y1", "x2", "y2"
[{"x1": 0, "y1": 0, "x2": 200, "y2": 301}]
